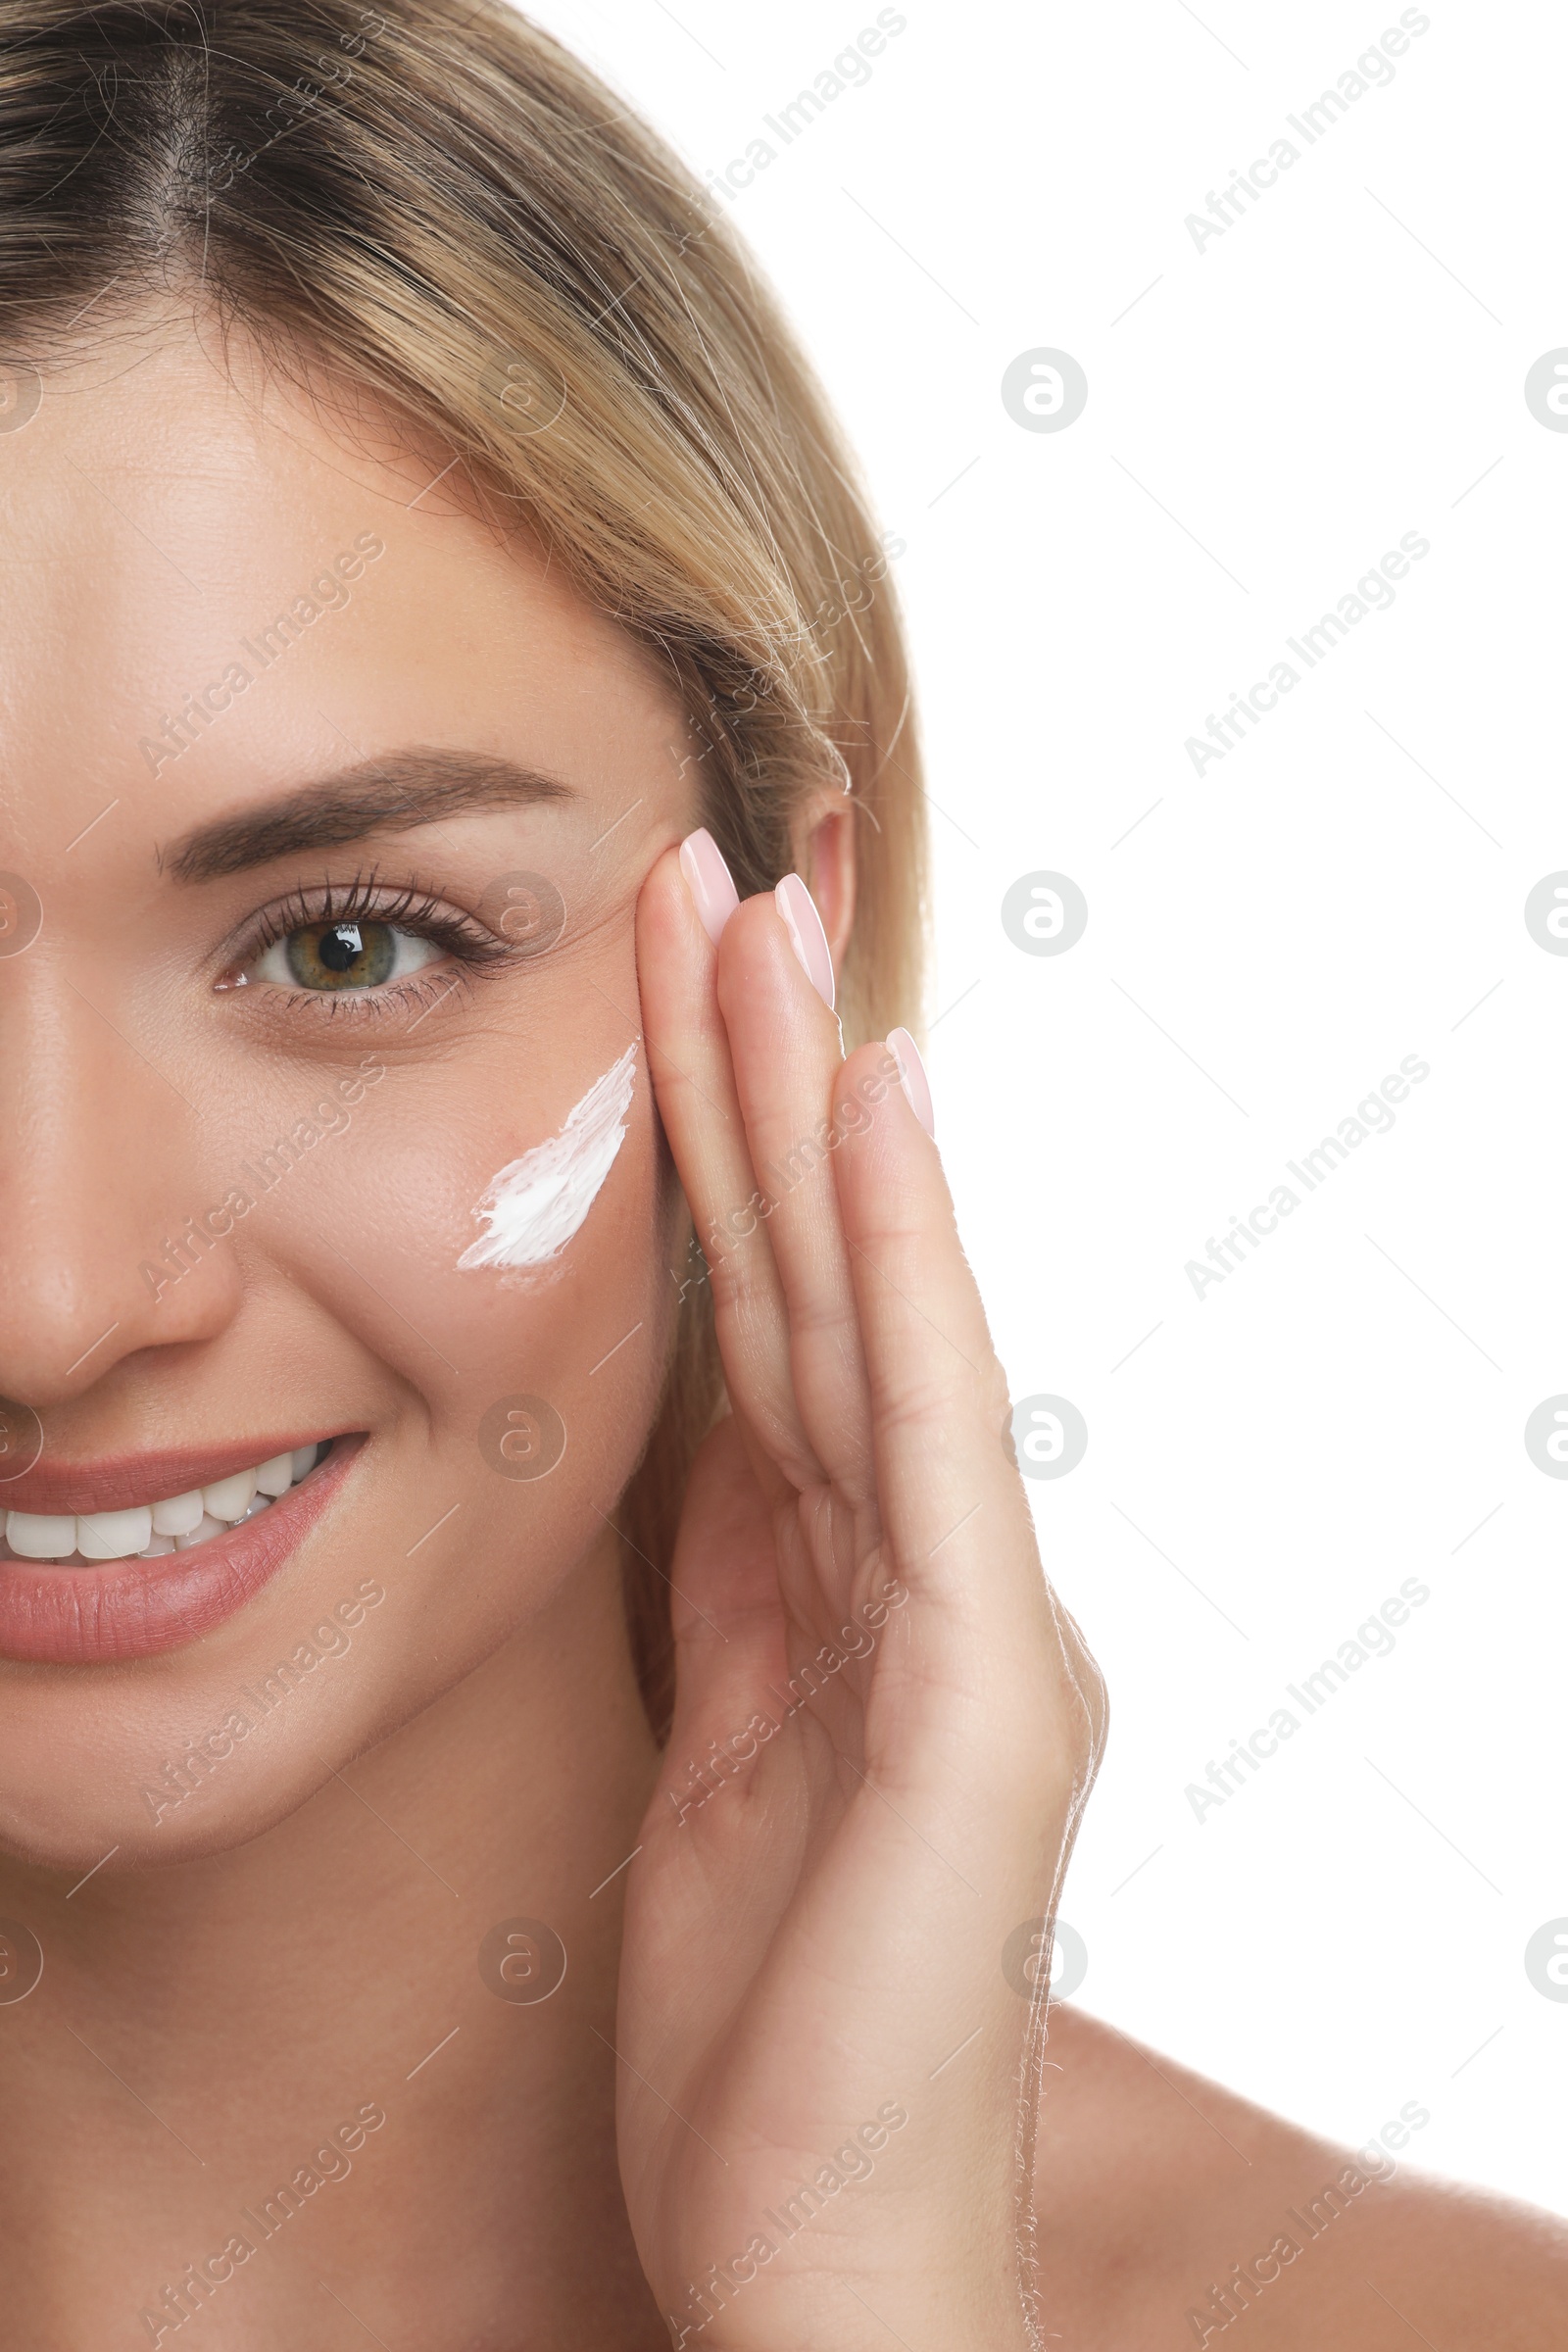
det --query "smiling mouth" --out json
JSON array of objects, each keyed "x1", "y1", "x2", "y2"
[
  {"x1": 0, "y1": 1440, "x2": 332, "y2": 1567},
  {"x1": 0, "y1": 1434, "x2": 366, "y2": 1666}
]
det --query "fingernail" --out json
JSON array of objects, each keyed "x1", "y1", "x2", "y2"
[
  {"x1": 888, "y1": 1027, "x2": 935, "y2": 1139},
  {"x1": 678, "y1": 827, "x2": 740, "y2": 946},
  {"x1": 774, "y1": 872, "x2": 836, "y2": 1010}
]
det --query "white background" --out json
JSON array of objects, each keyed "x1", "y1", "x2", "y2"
[{"x1": 520, "y1": 0, "x2": 1566, "y2": 2214}]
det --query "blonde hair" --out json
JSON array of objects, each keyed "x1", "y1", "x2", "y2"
[{"x1": 0, "y1": 0, "x2": 928, "y2": 1734}]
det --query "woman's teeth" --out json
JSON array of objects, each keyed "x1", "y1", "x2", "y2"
[{"x1": 0, "y1": 1444, "x2": 325, "y2": 1566}]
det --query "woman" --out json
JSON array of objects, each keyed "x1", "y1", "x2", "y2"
[{"x1": 0, "y1": 3, "x2": 1559, "y2": 2343}]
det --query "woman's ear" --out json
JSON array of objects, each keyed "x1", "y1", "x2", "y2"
[{"x1": 798, "y1": 798, "x2": 857, "y2": 977}]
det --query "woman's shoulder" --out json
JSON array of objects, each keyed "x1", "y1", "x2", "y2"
[{"x1": 1029, "y1": 2003, "x2": 1568, "y2": 2349}]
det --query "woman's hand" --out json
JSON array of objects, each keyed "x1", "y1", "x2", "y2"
[{"x1": 618, "y1": 835, "x2": 1106, "y2": 2351}]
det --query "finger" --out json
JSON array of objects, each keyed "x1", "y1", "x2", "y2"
[
  {"x1": 635, "y1": 843, "x2": 821, "y2": 1494},
  {"x1": 659, "y1": 1417, "x2": 790, "y2": 1745},
  {"x1": 713, "y1": 884, "x2": 881, "y2": 1511},
  {"x1": 831, "y1": 1038, "x2": 1041, "y2": 1615},
  {"x1": 829, "y1": 1063, "x2": 1101, "y2": 1809}
]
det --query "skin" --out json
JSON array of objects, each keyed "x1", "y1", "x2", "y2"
[{"x1": 0, "y1": 314, "x2": 1561, "y2": 2350}]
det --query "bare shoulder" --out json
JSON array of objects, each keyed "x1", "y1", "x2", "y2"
[{"x1": 1029, "y1": 2004, "x2": 1568, "y2": 2350}]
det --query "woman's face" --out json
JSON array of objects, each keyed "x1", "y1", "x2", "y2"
[{"x1": 0, "y1": 319, "x2": 697, "y2": 1870}]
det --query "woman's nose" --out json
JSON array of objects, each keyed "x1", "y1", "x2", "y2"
[{"x1": 0, "y1": 931, "x2": 242, "y2": 1411}]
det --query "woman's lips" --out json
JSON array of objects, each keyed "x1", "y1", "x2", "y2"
[
  {"x1": 0, "y1": 1435, "x2": 365, "y2": 1666},
  {"x1": 0, "y1": 1436, "x2": 330, "y2": 1518}
]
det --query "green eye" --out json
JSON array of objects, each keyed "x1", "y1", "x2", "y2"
[
  {"x1": 287, "y1": 919, "x2": 395, "y2": 989},
  {"x1": 244, "y1": 918, "x2": 442, "y2": 993}
]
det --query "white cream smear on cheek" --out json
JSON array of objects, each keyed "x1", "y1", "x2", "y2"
[{"x1": 457, "y1": 1043, "x2": 638, "y2": 1271}]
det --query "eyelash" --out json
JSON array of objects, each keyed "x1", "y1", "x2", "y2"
[{"x1": 221, "y1": 871, "x2": 515, "y2": 1020}]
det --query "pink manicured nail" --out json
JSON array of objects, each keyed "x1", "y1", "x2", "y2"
[
  {"x1": 774, "y1": 872, "x2": 836, "y2": 1010},
  {"x1": 888, "y1": 1027, "x2": 935, "y2": 1139},
  {"x1": 679, "y1": 827, "x2": 740, "y2": 946}
]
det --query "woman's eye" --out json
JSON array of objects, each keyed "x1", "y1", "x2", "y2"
[{"x1": 244, "y1": 919, "x2": 444, "y2": 992}]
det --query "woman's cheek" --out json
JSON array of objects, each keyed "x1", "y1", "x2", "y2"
[
  {"x1": 451, "y1": 1043, "x2": 641, "y2": 1280},
  {"x1": 259, "y1": 1047, "x2": 670, "y2": 1402}
]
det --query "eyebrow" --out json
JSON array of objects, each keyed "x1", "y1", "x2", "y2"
[{"x1": 161, "y1": 750, "x2": 574, "y2": 883}]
